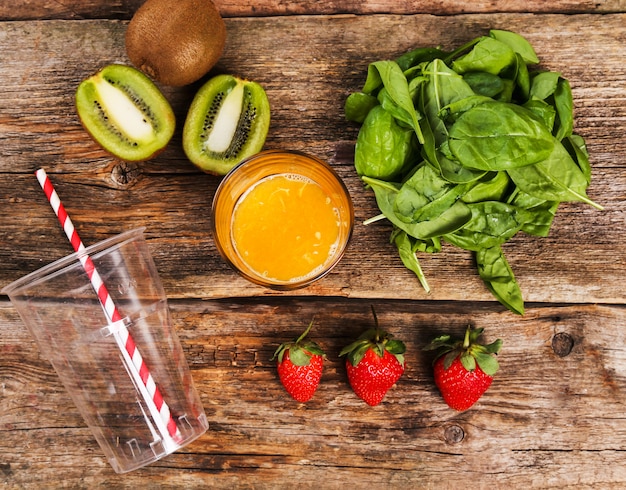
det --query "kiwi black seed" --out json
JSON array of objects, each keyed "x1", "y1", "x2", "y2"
[
  {"x1": 125, "y1": 0, "x2": 226, "y2": 87},
  {"x1": 75, "y1": 64, "x2": 175, "y2": 161},
  {"x1": 183, "y1": 74, "x2": 270, "y2": 175}
]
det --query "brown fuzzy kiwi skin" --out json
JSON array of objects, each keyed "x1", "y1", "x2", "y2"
[{"x1": 125, "y1": 0, "x2": 226, "y2": 87}]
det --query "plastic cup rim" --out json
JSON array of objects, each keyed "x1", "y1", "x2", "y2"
[{"x1": 2, "y1": 227, "x2": 147, "y2": 297}]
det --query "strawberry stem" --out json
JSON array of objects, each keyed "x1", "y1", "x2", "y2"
[
  {"x1": 463, "y1": 325, "x2": 471, "y2": 349},
  {"x1": 272, "y1": 319, "x2": 325, "y2": 365},
  {"x1": 370, "y1": 305, "x2": 380, "y2": 339},
  {"x1": 339, "y1": 306, "x2": 406, "y2": 366},
  {"x1": 296, "y1": 319, "x2": 315, "y2": 344}
]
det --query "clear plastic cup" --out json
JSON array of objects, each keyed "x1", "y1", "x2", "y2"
[{"x1": 2, "y1": 228, "x2": 208, "y2": 473}]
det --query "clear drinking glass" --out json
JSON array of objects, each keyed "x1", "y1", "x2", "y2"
[{"x1": 212, "y1": 150, "x2": 354, "y2": 290}]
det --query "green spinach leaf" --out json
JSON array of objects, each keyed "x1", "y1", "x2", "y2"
[
  {"x1": 394, "y1": 163, "x2": 473, "y2": 223},
  {"x1": 366, "y1": 60, "x2": 424, "y2": 143},
  {"x1": 512, "y1": 53, "x2": 531, "y2": 101},
  {"x1": 452, "y1": 37, "x2": 516, "y2": 75},
  {"x1": 419, "y1": 60, "x2": 486, "y2": 183},
  {"x1": 489, "y1": 29, "x2": 539, "y2": 64},
  {"x1": 563, "y1": 134, "x2": 591, "y2": 183},
  {"x1": 439, "y1": 95, "x2": 493, "y2": 122},
  {"x1": 395, "y1": 47, "x2": 448, "y2": 72},
  {"x1": 476, "y1": 245, "x2": 525, "y2": 315},
  {"x1": 363, "y1": 175, "x2": 472, "y2": 239},
  {"x1": 344, "y1": 92, "x2": 379, "y2": 123},
  {"x1": 392, "y1": 229, "x2": 431, "y2": 293},
  {"x1": 463, "y1": 72, "x2": 505, "y2": 98},
  {"x1": 529, "y1": 71, "x2": 560, "y2": 100},
  {"x1": 461, "y1": 171, "x2": 510, "y2": 203},
  {"x1": 354, "y1": 105, "x2": 416, "y2": 180},
  {"x1": 522, "y1": 99, "x2": 556, "y2": 132},
  {"x1": 510, "y1": 191, "x2": 560, "y2": 237},
  {"x1": 507, "y1": 136, "x2": 603, "y2": 209},
  {"x1": 554, "y1": 78, "x2": 574, "y2": 140},
  {"x1": 444, "y1": 201, "x2": 532, "y2": 251},
  {"x1": 448, "y1": 101, "x2": 555, "y2": 170}
]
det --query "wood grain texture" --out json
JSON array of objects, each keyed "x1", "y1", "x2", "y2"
[
  {"x1": 2, "y1": 298, "x2": 626, "y2": 488},
  {"x1": 1, "y1": 3, "x2": 626, "y2": 487},
  {"x1": 0, "y1": 14, "x2": 624, "y2": 305},
  {"x1": 1, "y1": 0, "x2": 624, "y2": 20}
]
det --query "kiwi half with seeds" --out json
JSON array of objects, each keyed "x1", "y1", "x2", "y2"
[
  {"x1": 75, "y1": 64, "x2": 175, "y2": 162},
  {"x1": 183, "y1": 74, "x2": 270, "y2": 175}
]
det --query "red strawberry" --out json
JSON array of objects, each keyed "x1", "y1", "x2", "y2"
[
  {"x1": 272, "y1": 321, "x2": 325, "y2": 402},
  {"x1": 339, "y1": 308, "x2": 406, "y2": 406},
  {"x1": 426, "y1": 325, "x2": 502, "y2": 411}
]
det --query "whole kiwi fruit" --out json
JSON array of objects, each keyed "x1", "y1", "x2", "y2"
[
  {"x1": 125, "y1": 0, "x2": 226, "y2": 86},
  {"x1": 183, "y1": 74, "x2": 271, "y2": 175},
  {"x1": 75, "y1": 64, "x2": 175, "y2": 161}
]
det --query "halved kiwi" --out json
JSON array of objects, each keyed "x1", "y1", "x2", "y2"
[
  {"x1": 75, "y1": 64, "x2": 175, "y2": 161},
  {"x1": 182, "y1": 74, "x2": 270, "y2": 175}
]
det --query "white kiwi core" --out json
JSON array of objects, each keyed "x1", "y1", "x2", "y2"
[
  {"x1": 204, "y1": 81, "x2": 244, "y2": 153},
  {"x1": 95, "y1": 77, "x2": 154, "y2": 142}
]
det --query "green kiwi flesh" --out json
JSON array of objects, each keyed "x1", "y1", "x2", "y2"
[
  {"x1": 183, "y1": 74, "x2": 270, "y2": 175},
  {"x1": 75, "y1": 64, "x2": 175, "y2": 161}
]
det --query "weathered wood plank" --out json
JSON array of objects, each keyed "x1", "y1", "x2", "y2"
[
  {"x1": 1, "y1": 0, "x2": 624, "y2": 21},
  {"x1": 0, "y1": 14, "x2": 624, "y2": 306},
  {"x1": 2, "y1": 297, "x2": 625, "y2": 487},
  {"x1": 2, "y1": 4, "x2": 625, "y2": 489}
]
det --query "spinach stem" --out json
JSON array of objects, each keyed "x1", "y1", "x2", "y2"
[
  {"x1": 442, "y1": 38, "x2": 481, "y2": 65},
  {"x1": 363, "y1": 214, "x2": 387, "y2": 226}
]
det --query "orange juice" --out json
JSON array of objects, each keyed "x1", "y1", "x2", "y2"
[
  {"x1": 232, "y1": 174, "x2": 340, "y2": 282},
  {"x1": 212, "y1": 150, "x2": 353, "y2": 290}
]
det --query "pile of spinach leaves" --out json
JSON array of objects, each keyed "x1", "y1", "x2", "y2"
[{"x1": 345, "y1": 29, "x2": 602, "y2": 315}]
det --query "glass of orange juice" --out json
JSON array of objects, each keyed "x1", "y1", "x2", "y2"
[{"x1": 212, "y1": 150, "x2": 354, "y2": 290}]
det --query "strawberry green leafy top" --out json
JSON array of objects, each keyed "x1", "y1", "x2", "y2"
[{"x1": 425, "y1": 325, "x2": 502, "y2": 376}]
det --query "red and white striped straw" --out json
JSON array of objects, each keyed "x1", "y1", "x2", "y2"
[{"x1": 35, "y1": 168, "x2": 181, "y2": 446}]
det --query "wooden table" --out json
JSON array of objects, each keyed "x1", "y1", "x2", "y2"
[{"x1": 1, "y1": 1, "x2": 625, "y2": 487}]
